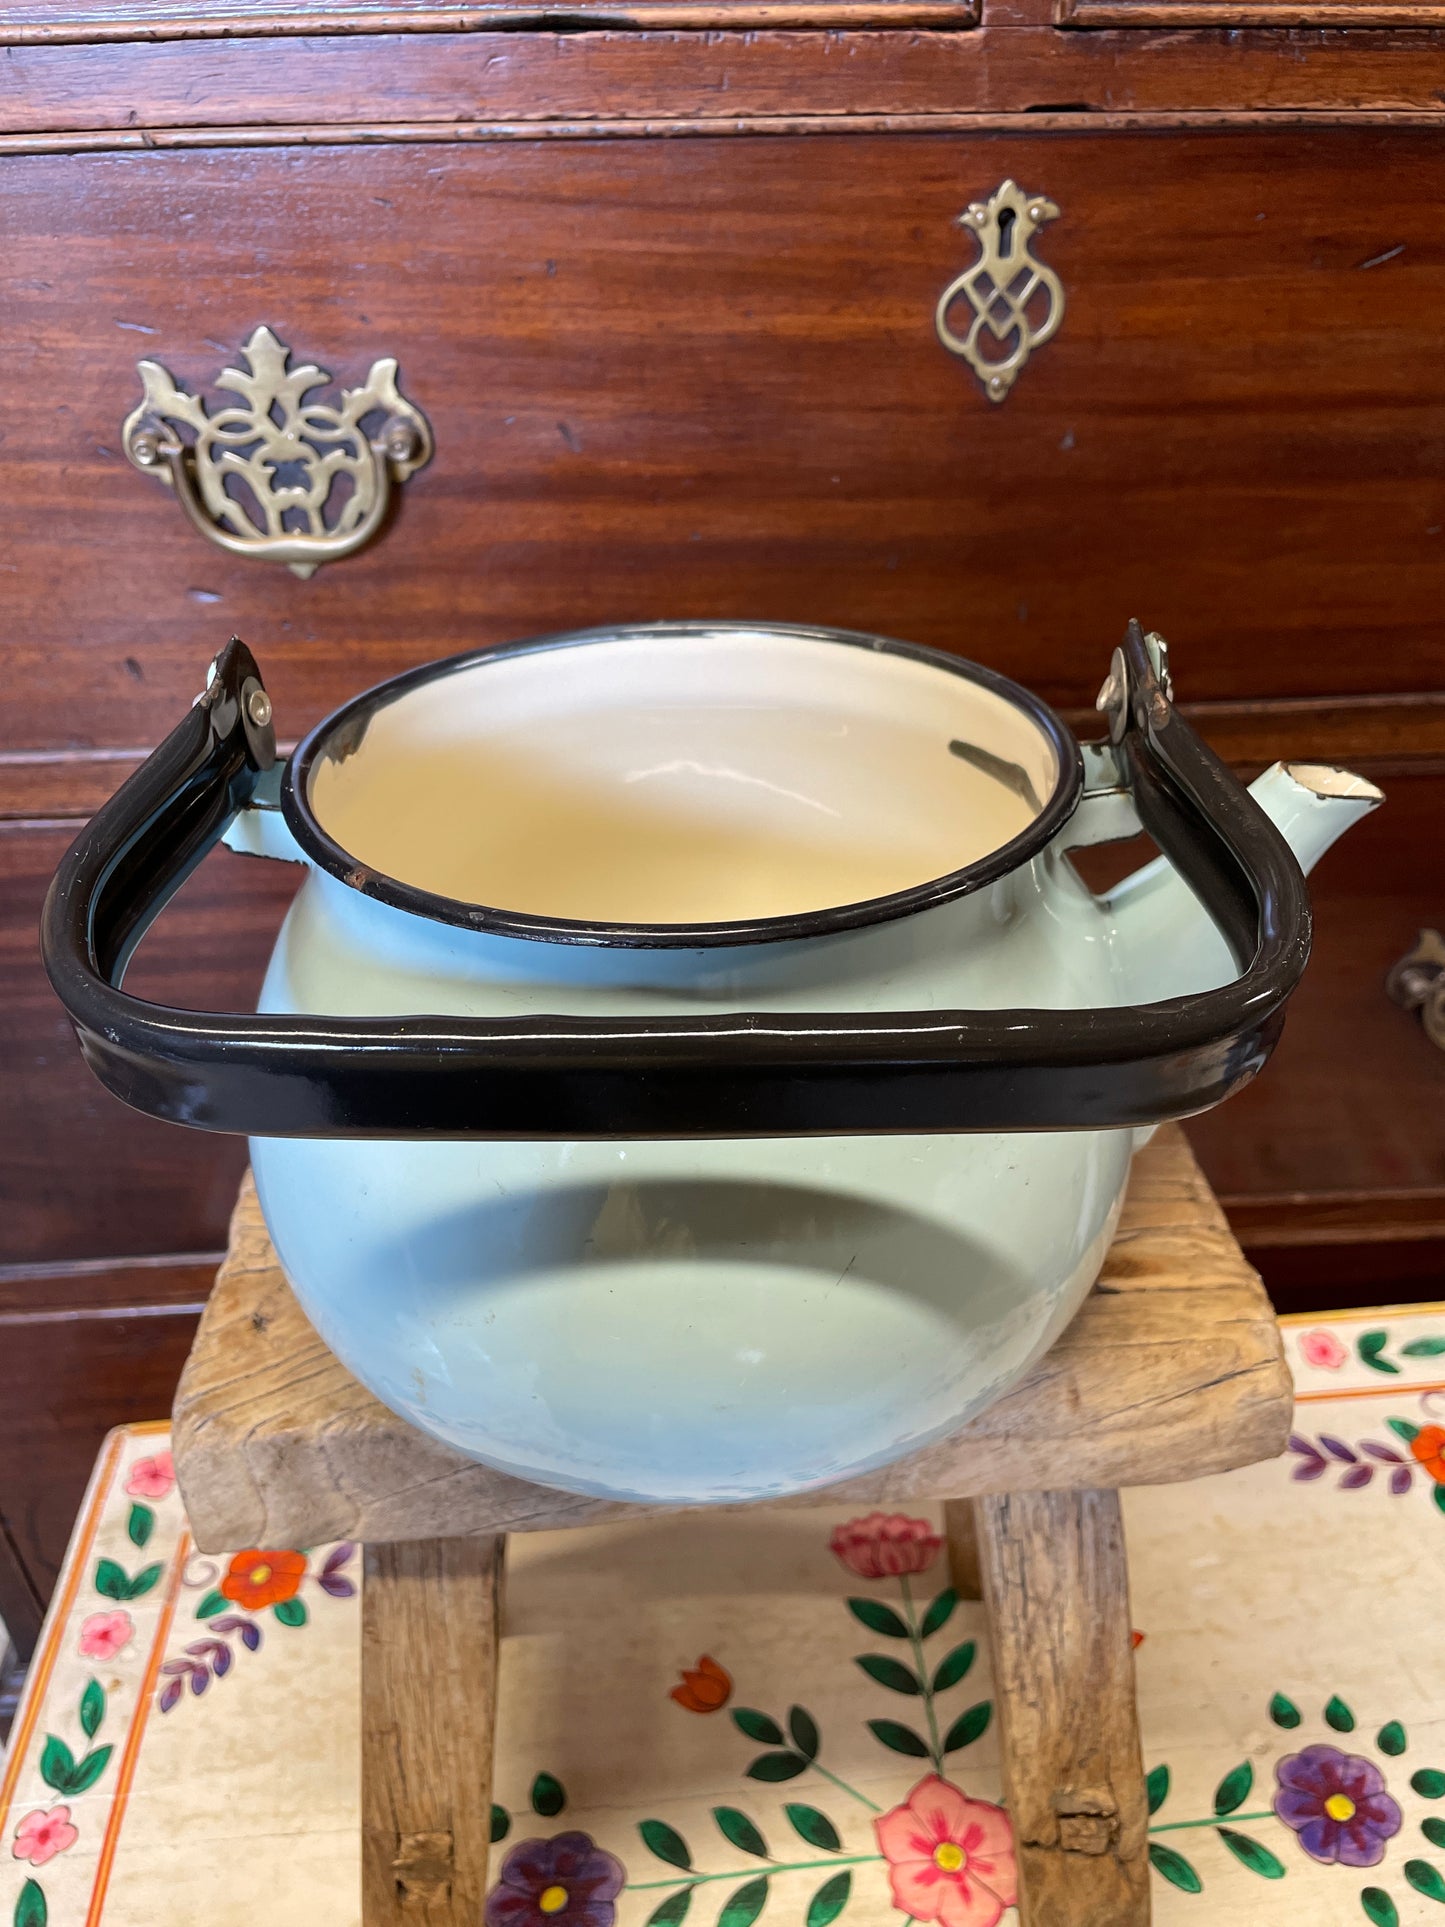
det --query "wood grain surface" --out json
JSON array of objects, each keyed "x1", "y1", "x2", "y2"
[
  {"x1": 171, "y1": 1126, "x2": 1293, "y2": 1551},
  {"x1": 1063, "y1": 0, "x2": 1445, "y2": 19},
  {"x1": 5, "y1": 134, "x2": 1445, "y2": 758},
  {"x1": 7, "y1": 25, "x2": 1445, "y2": 133},
  {"x1": 5, "y1": 0, "x2": 979, "y2": 39},
  {"x1": 0, "y1": 829, "x2": 299, "y2": 1268},
  {"x1": 362, "y1": 1536, "x2": 503, "y2": 1927},
  {"x1": 1062, "y1": 0, "x2": 1444, "y2": 22},
  {"x1": 974, "y1": 1488, "x2": 1149, "y2": 1926}
]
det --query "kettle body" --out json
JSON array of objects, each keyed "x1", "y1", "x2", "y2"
[
  {"x1": 249, "y1": 852, "x2": 1131, "y2": 1504},
  {"x1": 41, "y1": 620, "x2": 1376, "y2": 1505}
]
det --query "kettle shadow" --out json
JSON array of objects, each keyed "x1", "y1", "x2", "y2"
[
  {"x1": 369, "y1": 1172, "x2": 1033, "y2": 1334},
  {"x1": 355, "y1": 1170, "x2": 1048, "y2": 1513}
]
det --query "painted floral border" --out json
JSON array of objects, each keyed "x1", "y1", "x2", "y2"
[{"x1": 2, "y1": 1436, "x2": 358, "y2": 1927}]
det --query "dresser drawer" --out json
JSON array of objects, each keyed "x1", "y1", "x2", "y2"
[{"x1": 3, "y1": 127, "x2": 1445, "y2": 757}]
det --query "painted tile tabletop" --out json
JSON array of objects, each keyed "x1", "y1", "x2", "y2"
[{"x1": 4, "y1": 1305, "x2": 1445, "y2": 1927}]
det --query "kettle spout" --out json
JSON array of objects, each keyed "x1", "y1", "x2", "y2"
[
  {"x1": 1253, "y1": 761, "x2": 1386, "y2": 875},
  {"x1": 1108, "y1": 760, "x2": 1383, "y2": 1003}
]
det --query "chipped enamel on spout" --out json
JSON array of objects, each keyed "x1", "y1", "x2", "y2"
[{"x1": 217, "y1": 628, "x2": 1380, "y2": 1506}]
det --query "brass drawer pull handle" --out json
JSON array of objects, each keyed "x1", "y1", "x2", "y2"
[
  {"x1": 935, "y1": 180, "x2": 1065, "y2": 403},
  {"x1": 1386, "y1": 928, "x2": 1445, "y2": 1053},
  {"x1": 122, "y1": 326, "x2": 433, "y2": 579}
]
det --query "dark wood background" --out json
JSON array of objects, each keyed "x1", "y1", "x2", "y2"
[{"x1": 2, "y1": 11, "x2": 1443, "y2": 1654}]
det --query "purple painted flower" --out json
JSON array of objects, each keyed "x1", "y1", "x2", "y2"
[
  {"x1": 1273, "y1": 1745, "x2": 1402, "y2": 1867},
  {"x1": 486, "y1": 1833, "x2": 626, "y2": 1927}
]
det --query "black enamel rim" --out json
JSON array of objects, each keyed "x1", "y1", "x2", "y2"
[{"x1": 281, "y1": 620, "x2": 1085, "y2": 949}]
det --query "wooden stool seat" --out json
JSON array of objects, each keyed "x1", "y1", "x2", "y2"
[{"x1": 171, "y1": 1126, "x2": 1292, "y2": 1927}]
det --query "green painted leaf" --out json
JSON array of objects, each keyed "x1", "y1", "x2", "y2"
[
  {"x1": 942, "y1": 1702, "x2": 992, "y2": 1753},
  {"x1": 66, "y1": 1746, "x2": 112, "y2": 1796},
  {"x1": 846, "y1": 1597, "x2": 909, "y2": 1639},
  {"x1": 1423, "y1": 1818, "x2": 1445, "y2": 1849},
  {"x1": 14, "y1": 1878, "x2": 46, "y2": 1927},
  {"x1": 747, "y1": 1752, "x2": 808, "y2": 1782},
  {"x1": 127, "y1": 1503, "x2": 154, "y2": 1549},
  {"x1": 856, "y1": 1655, "x2": 921, "y2": 1696},
  {"x1": 785, "y1": 1805, "x2": 841, "y2": 1852},
  {"x1": 1405, "y1": 1859, "x2": 1445, "y2": 1903},
  {"x1": 1213, "y1": 1761, "x2": 1254, "y2": 1816},
  {"x1": 713, "y1": 1809, "x2": 768, "y2": 1859},
  {"x1": 124, "y1": 1563, "x2": 164, "y2": 1601},
  {"x1": 531, "y1": 1772, "x2": 566, "y2": 1817},
  {"x1": 931, "y1": 1642, "x2": 976, "y2": 1694},
  {"x1": 1146, "y1": 1765, "x2": 1170, "y2": 1816},
  {"x1": 39, "y1": 1736, "x2": 77, "y2": 1794},
  {"x1": 639, "y1": 1820, "x2": 693, "y2": 1870},
  {"x1": 1405, "y1": 1338, "x2": 1445, "y2": 1357},
  {"x1": 80, "y1": 1678, "x2": 105, "y2": 1741},
  {"x1": 868, "y1": 1718, "x2": 930, "y2": 1758},
  {"x1": 717, "y1": 1876, "x2": 768, "y2": 1927},
  {"x1": 1433, "y1": 1485, "x2": 1445, "y2": 1519},
  {"x1": 732, "y1": 1708, "x2": 784, "y2": 1746},
  {"x1": 196, "y1": 1590, "x2": 227, "y2": 1620},
  {"x1": 1216, "y1": 1828, "x2": 1285, "y2": 1879},
  {"x1": 1413, "y1": 1770, "x2": 1445, "y2": 1799},
  {"x1": 1379, "y1": 1721, "x2": 1408, "y2": 1757},
  {"x1": 919, "y1": 1588, "x2": 958, "y2": 1640},
  {"x1": 273, "y1": 1597, "x2": 307, "y2": 1628},
  {"x1": 806, "y1": 1872, "x2": 851, "y2": 1927},
  {"x1": 646, "y1": 1890, "x2": 693, "y2": 1927},
  {"x1": 1360, "y1": 1331, "x2": 1401, "y2": 1375},
  {"x1": 789, "y1": 1707, "x2": 820, "y2": 1762},
  {"x1": 94, "y1": 1558, "x2": 130, "y2": 1601},
  {"x1": 1389, "y1": 1418, "x2": 1422, "y2": 1443},
  {"x1": 1269, "y1": 1692, "x2": 1302, "y2": 1730},
  {"x1": 1361, "y1": 1888, "x2": 1400, "y2": 1927},
  {"x1": 490, "y1": 1805, "x2": 510, "y2": 1844},
  {"x1": 1148, "y1": 1843, "x2": 1202, "y2": 1894},
  {"x1": 1326, "y1": 1695, "x2": 1356, "y2": 1733}
]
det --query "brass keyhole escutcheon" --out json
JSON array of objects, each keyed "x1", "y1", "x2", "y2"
[{"x1": 935, "y1": 180, "x2": 1066, "y2": 403}]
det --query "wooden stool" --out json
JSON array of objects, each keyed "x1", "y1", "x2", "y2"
[{"x1": 171, "y1": 1127, "x2": 1291, "y2": 1927}]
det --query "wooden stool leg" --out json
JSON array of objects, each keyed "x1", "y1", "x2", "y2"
[
  {"x1": 363, "y1": 1536, "x2": 505, "y2": 1927},
  {"x1": 973, "y1": 1490, "x2": 1149, "y2": 1927},
  {"x1": 942, "y1": 1498, "x2": 983, "y2": 1601}
]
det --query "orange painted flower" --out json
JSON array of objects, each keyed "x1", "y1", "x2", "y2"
[
  {"x1": 876, "y1": 1776, "x2": 1017, "y2": 1927},
  {"x1": 1410, "y1": 1426, "x2": 1445, "y2": 1485},
  {"x1": 220, "y1": 1548, "x2": 307, "y2": 1611},
  {"x1": 670, "y1": 1654, "x2": 732, "y2": 1713}
]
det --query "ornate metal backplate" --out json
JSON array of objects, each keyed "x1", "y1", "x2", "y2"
[
  {"x1": 121, "y1": 326, "x2": 433, "y2": 578},
  {"x1": 935, "y1": 180, "x2": 1065, "y2": 403}
]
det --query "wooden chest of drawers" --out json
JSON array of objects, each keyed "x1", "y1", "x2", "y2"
[{"x1": 2, "y1": 0, "x2": 1442, "y2": 1640}]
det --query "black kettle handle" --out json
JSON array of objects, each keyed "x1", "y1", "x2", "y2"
[{"x1": 41, "y1": 626, "x2": 1310, "y2": 1139}]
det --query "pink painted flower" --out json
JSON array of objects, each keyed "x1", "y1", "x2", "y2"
[
  {"x1": 125, "y1": 1450, "x2": 175, "y2": 1499},
  {"x1": 78, "y1": 1609, "x2": 134, "y2": 1661},
  {"x1": 1298, "y1": 1330, "x2": 1348, "y2": 1372},
  {"x1": 876, "y1": 1776, "x2": 1017, "y2": 1927},
  {"x1": 829, "y1": 1513, "x2": 941, "y2": 1581},
  {"x1": 12, "y1": 1806, "x2": 78, "y2": 1867}
]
